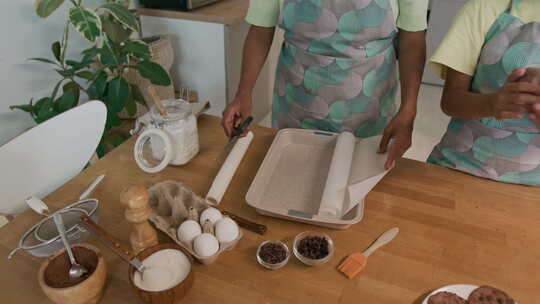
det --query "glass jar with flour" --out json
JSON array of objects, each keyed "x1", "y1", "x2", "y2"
[{"x1": 134, "y1": 99, "x2": 199, "y2": 173}]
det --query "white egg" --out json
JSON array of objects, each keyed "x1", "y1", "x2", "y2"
[
  {"x1": 177, "y1": 220, "x2": 202, "y2": 243},
  {"x1": 199, "y1": 207, "x2": 222, "y2": 225},
  {"x1": 193, "y1": 233, "x2": 219, "y2": 257},
  {"x1": 214, "y1": 217, "x2": 239, "y2": 243}
]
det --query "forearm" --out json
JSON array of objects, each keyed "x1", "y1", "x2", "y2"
[
  {"x1": 441, "y1": 87, "x2": 493, "y2": 119},
  {"x1": 235, "y1": 25, "x2": 275, "y2": 99},
  {"x1": 397, "y1": 30, "x2": 426, "y2": 119}
]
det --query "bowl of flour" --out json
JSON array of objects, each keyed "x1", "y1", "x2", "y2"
[{"x1": 129, "y1": 243, "x2": 194, "y2": 303}]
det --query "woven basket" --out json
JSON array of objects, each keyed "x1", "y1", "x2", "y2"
[{"x1": 121, "y1": 35, "x2": 175, "y2": 118}]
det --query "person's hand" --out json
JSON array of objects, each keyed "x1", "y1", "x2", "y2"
[
  {"x1": 522, "y1": 68, "x2": 540, "y2": 127},
  {"x1": 378, "y1": 112, "x2": 414, "y2": 170},
  {"x1": 529, "y1": 103, "x2": 540, "y2": 128},
  {"x1": 221, "y1": 93, "x2": 253, "y2": 137},
  {"x1": 491, "y1": 68, "x2": 540, "y2": 119}
]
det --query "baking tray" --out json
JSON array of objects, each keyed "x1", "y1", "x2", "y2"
[{"x1": 246, "y1": 129, "x2": 374, "y2": 229}]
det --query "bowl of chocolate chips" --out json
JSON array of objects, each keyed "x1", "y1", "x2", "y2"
[
  {"x1": 293, "y1": 231, "x2": 334, "y2": 266},
  {"x1": 256, "y1": 240, "x2": 290, "y2": 270}
]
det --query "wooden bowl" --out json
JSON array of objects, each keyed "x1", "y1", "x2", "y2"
[
  {"x1": 128, "y1": 243, "x2": 194, "y2": 304},
  {"x1": 38, "y1": 243, "x2": 107, "y2": 304}
]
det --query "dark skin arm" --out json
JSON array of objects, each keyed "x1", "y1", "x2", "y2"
[
  {"x1": 440, "y1": 68, "x2": 540, "y2": 120},
  {"x1": 379, "y1": 29, "x2": 426, "y2": 170},
  {"x1": 221, "y1": 25, "x2": 275, "y2": 136}
]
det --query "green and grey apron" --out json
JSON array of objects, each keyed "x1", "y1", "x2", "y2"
[
  {"x1": 272, "y1": 0, "x2": 399, "y2": 138},
  {"x1": 428, "y1": 0, "x2": 540, "y2": 185}
]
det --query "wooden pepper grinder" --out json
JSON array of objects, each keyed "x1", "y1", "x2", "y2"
[{"x1": 120, "y1": 185, "x2": 159, "y2": 254}]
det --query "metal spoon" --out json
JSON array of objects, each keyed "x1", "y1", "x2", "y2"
[{"x1": 53, "y1": 212, "x2": 88, "y2": 279}]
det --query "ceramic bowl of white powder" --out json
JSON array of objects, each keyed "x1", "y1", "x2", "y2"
[{"x1": 128, "y1": 243, "x2": 194, "y2": 304}]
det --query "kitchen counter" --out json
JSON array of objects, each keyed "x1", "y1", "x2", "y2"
[
  {"x1": 138, "y1": 0, "x2": 249, "y2": 25},
  {"x1": 2, "y1": 115, "x2": 540, "y2": 303}
]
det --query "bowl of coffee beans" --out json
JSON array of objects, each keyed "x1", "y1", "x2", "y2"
[
  {"x1": 293, "y1": 231, "x2": 334, "y2": 266},
  {"x1": 256, "y1": 240, "x2": 290, "y2": 270}
]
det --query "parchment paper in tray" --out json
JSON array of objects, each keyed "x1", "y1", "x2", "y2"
[{"x1": 245, "y1": 129, "x2": 390, "y2": 229}]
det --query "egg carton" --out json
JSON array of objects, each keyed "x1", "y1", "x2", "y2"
[{"x1": 147, "y1": 180, "x2": 242, "y2": 265}]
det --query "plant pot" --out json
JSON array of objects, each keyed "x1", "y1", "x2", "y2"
[{"x1": 122, "y1": 35, "x2": 175, "y2": 118}]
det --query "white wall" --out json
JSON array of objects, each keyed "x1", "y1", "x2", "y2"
[
  {"x1": 140, "y1": 15, "x2": 228, "y2": 117},
  {"x1": 0, "y1": 0, "x2": 97, "y2": 146}
]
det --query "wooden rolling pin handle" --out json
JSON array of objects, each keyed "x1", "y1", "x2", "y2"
[
  {"x1": 80, "y1": 216, "x2": 136, "y2": 261},
  {"x1": 222, "y1": 211, "x2": 267, "y2": 235}
]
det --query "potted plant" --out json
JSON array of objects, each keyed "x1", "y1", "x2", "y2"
[{"x1": 10, "y1": 0, "x2": 171, "y2": 156}]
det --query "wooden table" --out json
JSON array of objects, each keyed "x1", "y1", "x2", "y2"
[{"x1": 2, "y1": 115, "x2": 540, "y2": 303}]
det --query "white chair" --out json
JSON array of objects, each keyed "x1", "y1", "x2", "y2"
[{"x1": 0, "y1": 100, "x2": 107, "y2": 217}]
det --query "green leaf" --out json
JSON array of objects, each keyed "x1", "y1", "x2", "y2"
[
  {"x1": 99, "y1": 3, "x2": 138, "y2": 31},
  {"x1": 9, "y1": 104, "x2": 34, "y2": 113},
  {"x1": 100, "y1": 39, "x2": 120, "y2": 66},
  {"x1": 101, "y1": 16, "x2": 132, "y2": 44},
  {"x1": 135, "y1": 61, "x2": 171, "y2": 86},
  {"x1": 55, "y1": 90, "x2": 77, "y2": 113},
  {"x1": 28, "y1": 57, "x2": 57, "y2": 65},
  {"x1": 32, "y1": 97, "x2": 51, "y2": 116},
  {"x1": 122, "y1": 40, "x2": 150, "y2": 59},
  {"x1": 114, "y1": 0, "x2": 130, "y2": 8},
  {"x1": 65, "y1": 59, "x2": 93, "y2": 70},
  {"x1": 56, "y1": 68, "x2": 76, "y2": 77},
  {"x1": 82, "y1": 46, "x2": 102, "y2": 58},
  {"x1": 96, "y1": 142, "x2": 106, "y2": 158},
  {"x1": 130, "y1": 84, "x2": 148, "y2": 108},
  {"x1": 65, "y1": 60, "x2": 79, "y2": 66},
  {"x1": 36, "y1": 97, "x2": 58, "y2": 123},
  {"x1": 107, "y1": 76, "x2": 129, "y2": 113},
  {"x1": 60, "y1": 23, "x2": 69, "y2": 63},
  {"x1": 88, "y1": 71, "x2": 108, "y2": 99},
  {"x1": 108, "y1": 134, "x2": 126, "y2": 147},
  {"x1": 63, "y1": 81, "x2": 80, "y2": 103},
  {"x1": 35, "y1": 0, "x2": 64, "y2": 18},
  {"x1": 69, "y1": 7, "x2": 102, "y2": 42},
  {"x1": 76, "y1": 71, "x2": 94, "y2": 80},
  {"x1": 105, "y1": 108, "x2": 122, "y2": 130},
  {"x1": 100, "y1": 54, "x2": 118, "y2": 67},
  {"x1": 51, "y1": 79, "x2": 65, "y2": 100},
  {"x1": 125, "y1": 86, "x2": 137, "y2": 116},
  {"x1": 52, "y1": 41, "x2": 61, "y2": 62}
]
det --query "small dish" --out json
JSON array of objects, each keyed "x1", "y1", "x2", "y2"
[
  {"x1": 293, "y1": 231, "x2": 334, "y2": 266},
  {"x1": 256, "y1": 241, "x2": 290, "y2": 270}
]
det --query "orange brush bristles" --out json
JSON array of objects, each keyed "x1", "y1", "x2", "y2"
[{"x1": 338, "y1": 253, "x2": 367, "y2": 279}]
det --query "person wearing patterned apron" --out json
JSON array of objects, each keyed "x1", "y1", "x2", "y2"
[
  {"x1": 222, "y1": 0, "x2": 427, "y2": 169},
  {"x1": 428, "y1": 0, "x2": 540, "y2": 185}
]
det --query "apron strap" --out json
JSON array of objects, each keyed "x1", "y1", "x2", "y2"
[{"x1": 510, "y1": 0, "x2": 522, "y2": 12}]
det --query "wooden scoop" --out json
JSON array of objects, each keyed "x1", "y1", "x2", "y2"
[
  {"x1": 147, "y1": 85, "x2": 167, "y2": 117},
  {"x1": 338, "y1": 227, "x2": 399, "y2": 279},
  {"x1": 80, "y1": 216, "x2": 146, "y2": 278}
]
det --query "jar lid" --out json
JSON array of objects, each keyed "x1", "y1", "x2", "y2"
[{"x1": 150, "y1": 99, "x2": 192, "y2": 122}]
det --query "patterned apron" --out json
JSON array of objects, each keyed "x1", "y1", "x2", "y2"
[
  {"x1": 428, "y1": 0, "x2": 540, "y2": 186},
  {"x1": 272, "y1": 0, "x2": 399, "y2": 138}
]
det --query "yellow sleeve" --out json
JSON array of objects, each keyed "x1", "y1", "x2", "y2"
[
  {"x1": 245, "y1": 0, "x2": 280, "y2": 28},
  {"x1": 397, "y1": 0, "x2": 429, "y2": 32},
  {"x1": 429, "y1": 0, "x2": 490, "y2": 78}
]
